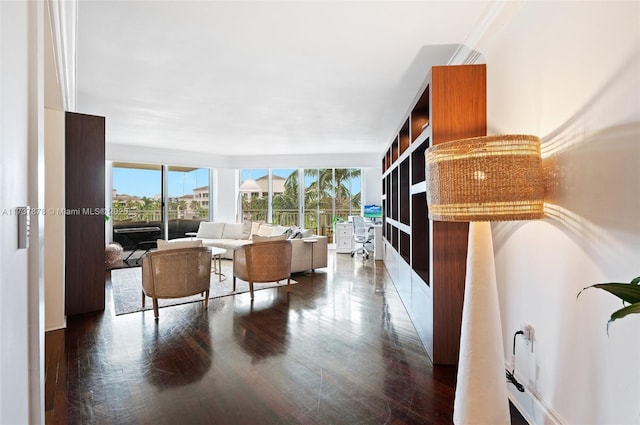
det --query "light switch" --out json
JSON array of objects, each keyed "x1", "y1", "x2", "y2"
[{"x1": 17, "y1": 206, "x2": 30, "y2": 249}]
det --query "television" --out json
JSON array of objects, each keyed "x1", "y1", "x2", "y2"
[{"x1": 363, "y1": 204, "x2": 382, "y2": 219}]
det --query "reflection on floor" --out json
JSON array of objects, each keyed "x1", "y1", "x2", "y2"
[{"x1": 45, "y1": 251, "x2": 528, "y2": 425}]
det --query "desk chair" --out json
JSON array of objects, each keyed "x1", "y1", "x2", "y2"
[{"x1": 350, "y1": 216, "x2": 374, "y2": 259}]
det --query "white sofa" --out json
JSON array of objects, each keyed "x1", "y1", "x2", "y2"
[{"x1": 172, "y1": 221, "x2": 328, "y2": 274}]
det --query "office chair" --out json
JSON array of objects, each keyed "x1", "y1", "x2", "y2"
[{"x1": 350, "y1": 216, "x2": 374, "y2": 259}]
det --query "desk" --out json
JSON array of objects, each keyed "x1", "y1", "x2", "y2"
[
  {"x1": 113, "y1": 226, "x2": 161, "y2": 234},
  {"x1": 123, "y1": 240, "x2": 157, "y2": 265},
  {"x1": 335, "y1": 222, "x2": 353, "y2": 253},
  {"x1": 338, "y1": 222, "x2": 382, "y2": 260},
  {"x1": 113, "y1": 226, "x2": 161, "y2": 251},
  {"x1": 372, "y1": 224, "x2": 383, "y2": 260}
]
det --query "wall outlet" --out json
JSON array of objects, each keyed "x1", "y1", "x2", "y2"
[{"x1": 521, "y1": 323, "x2": 534, "y2": 352}]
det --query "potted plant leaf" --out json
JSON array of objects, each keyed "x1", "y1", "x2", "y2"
[{"x1": 578, "y1": 276, "x2": 640, "y2": 332}]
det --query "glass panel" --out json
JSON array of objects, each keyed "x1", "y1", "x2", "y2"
[
  {"x1": 240, "y1": 169, "x2": 268, "y2": 222},
  {"x1": 271, "y1": 168, "x2": 298, "y2": 226},
  {"x1": 111, "y1": 162, "x2": 162, "y2": 251},
  {"x1": 167, "y1": 166, "x2": 209, "y2": 239},
  {"x1": 304, "y1": 169, "x2": 319, "y2": 233},
  {"x1": 335, "y1": 168, "x2": 361, "y2": 223},
  {"x1": 318, "y1": 168, "x2": 335, "y2": 242}
]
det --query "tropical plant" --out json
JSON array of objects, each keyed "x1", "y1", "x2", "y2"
[{"x1": 578, "y1": 276, "x2": 640, "y2": 332}]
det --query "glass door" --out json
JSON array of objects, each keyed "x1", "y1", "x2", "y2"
[
  {"x1": 112, "y1": 163, "x2": 210, "y2": 261},
  {"x1": 111, "y1": 162, "x2": 163, "y2": 255},
  {"x1": 167, "y1": 166, "x2": 210, "y2": 240},
  {"x1": 272, "y1": 168, "x2": 298, "y2": 226},
  {"x1": 240, "y1": 169, "x2": 268, "y2": 222}
]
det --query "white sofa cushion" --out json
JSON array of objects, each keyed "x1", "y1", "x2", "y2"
[
  {"x1": 257, "y1": 224, "x2": 274, "y2": 236},
  {"x1": 221, "y1": 222, "x2": 244, "y2": 239},
  {"x1": 252, "y1": 234, "x2": 287, "y2": 243},
  {"x1": 196, "y1": 222, "x2": 225, "y2": 239},
  {"x1": 156, "y1": 239, "x2": 202, "y2": 250},
  {"x1": 270, "y1": 225, "x2": 289, "y2": 236}
]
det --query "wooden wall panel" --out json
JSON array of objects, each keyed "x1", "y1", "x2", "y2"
[
  {"x1": 65, "y1": 112, "x2": 105, "y2": 315},
  {"x1": 431, "y1": 65, "x2": 487, "y2": 144}
]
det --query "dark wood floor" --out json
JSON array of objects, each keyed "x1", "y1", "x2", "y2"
[{"x1": 45, "y1": 252, "x2": 528, "y2": 424}]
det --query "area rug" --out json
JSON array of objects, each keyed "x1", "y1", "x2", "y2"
[{"x1": 111, "y1": 260, "x2": 297, "y2": 316}]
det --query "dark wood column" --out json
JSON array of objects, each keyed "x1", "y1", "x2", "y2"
[{"x1": 65, "y1": 112, "x2": 105, "y2": 315}]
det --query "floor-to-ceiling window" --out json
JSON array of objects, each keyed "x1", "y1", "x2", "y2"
[
  {"x1": 335, "y1": 168, "x2": 361, "y2": 222},
  {"x1": 272, "y1": 168, "x2": 298, "y2": 226},
  {"x1": 111, "y1": 163, "x2": 163, "y2": 250},
  {"x1": 167, "y1": 166, "x2": 210, "y2": 239},
  {"x1": 304, "y1": 168, "x2": 320, "y2": 234},
  {"x1": 317, "y1": 168, "x2": 336, "y2": 240},
  {"x1": 240, "y1": 167, "x2": 362, "y2": 243},
  {"x1": 240, "y1": 169, "x2": 268, "y2": 222},
  {"x1": 112, "y1": 163, "x2": 210, "y2": 248}
]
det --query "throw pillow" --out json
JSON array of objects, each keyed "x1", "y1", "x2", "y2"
[
  {"x1": 156, "y1": 239, "x2": 203, "y2": 251},
  {"x1": 252, "y1": 234, "x2": 288, "y2": 243},
  {"x1": 196, "y1": 222, "x2": 225, "y2": 239},
  {"x1": 241, "y1": 220, "x2": 252, "y2": 239},
  {"x1": 287, "y1": 226, "x2": 301, "y2": 239},
  {"x1": 249, "y1": 221, "x2": 261, "y2": 239}
]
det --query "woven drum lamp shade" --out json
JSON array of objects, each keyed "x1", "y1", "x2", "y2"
[{"x1": 425, "y1": 134, "x2": 544, "y2": 222}]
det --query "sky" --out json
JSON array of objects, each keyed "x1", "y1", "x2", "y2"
[
  {"x1": 114, "y1": 167, "x2": 361, "y2": 198},
  {"x1": 113, "y1": 167, "x2": 209, "y2": 198}
]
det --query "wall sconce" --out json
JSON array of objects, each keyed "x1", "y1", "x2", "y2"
[
  {"x1": 236, "y1": 179, "x2": 262, "y2": 222},
  {"x1": 425, "y1": 134, "x2": 544, "y2": 424}
]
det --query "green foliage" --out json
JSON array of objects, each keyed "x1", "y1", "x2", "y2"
[
  {"x1": 245, "y1": 168, "x2": 361, "y2": 227},
  {"x1": 578, "y1": 276, "x2": 640, "y2": 332}
]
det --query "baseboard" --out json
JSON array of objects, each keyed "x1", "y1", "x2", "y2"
[{"x1": 506, "y1": 366, "x2": 567, "y2": 425}]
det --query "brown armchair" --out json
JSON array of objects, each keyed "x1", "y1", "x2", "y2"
[
  {"x1": 141, "y1": 246, "x2": 212, "y2": 319},
  {"x1": 233, "y1": 239, "x2": 293, "y2": 299}
]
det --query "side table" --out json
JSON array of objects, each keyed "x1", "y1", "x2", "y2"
[
  {"x1": 303, "y1": 238, "x2": 318, "y2": 273},
  {"x1": 209, "y1": 246, "x2": 226, "y2": 282}
]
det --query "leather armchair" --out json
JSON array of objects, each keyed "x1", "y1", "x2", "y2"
[
  {"x1": 233, "y1": 240, "x2": 293, "y2": 299},
  {"x1": 141, "y1": 246, "x2": 212, "y2": 319}
]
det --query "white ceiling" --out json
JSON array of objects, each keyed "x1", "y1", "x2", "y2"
[{"x1": 74, "y1": 1, "x2": 492, "y2": 160}]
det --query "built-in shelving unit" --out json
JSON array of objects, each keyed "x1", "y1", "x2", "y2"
[{"x1": 381, "y1": 64, "x2": 486, "y2": 365}]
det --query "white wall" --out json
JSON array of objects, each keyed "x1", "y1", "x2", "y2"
[
  {"x1": 1, "y1": 1, "x2": 45, "y2": 423},
  {"x1": 362, "y1": 166, "x2": 382, "y2": 208},
  {"x1": 468, "y1": 2, "x2": 639, "y2": 424},
  {"x1": 215, "y1": 168, "x2": 237, "y2": 223},
  {"x1": 44, "y1": 108, "x2": 66, "y2": 331}
]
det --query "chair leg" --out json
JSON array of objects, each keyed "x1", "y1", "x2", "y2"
[
  {"x1": 204, "y1": 289, "x2": 209, "y2": 310},
  {"x1": 286, "y1": 277, "x2": 291, "y2": 291},
  {"x1": 152, "y1": 298, "x2": 159, "y2": 319},
  {"x1": 142, "y1": 291, "x2": 145, "y2": 308},
  {"x1": 233, "y1": 276, "x2": 237, "y2": 292},
  {"x1": 249, "y1": 281, "x2": 254, "y2": 299}
]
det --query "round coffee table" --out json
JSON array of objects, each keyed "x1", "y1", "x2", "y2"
[{"x1": 209, "y1": 246, "x2": 227, "y2": 281}]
